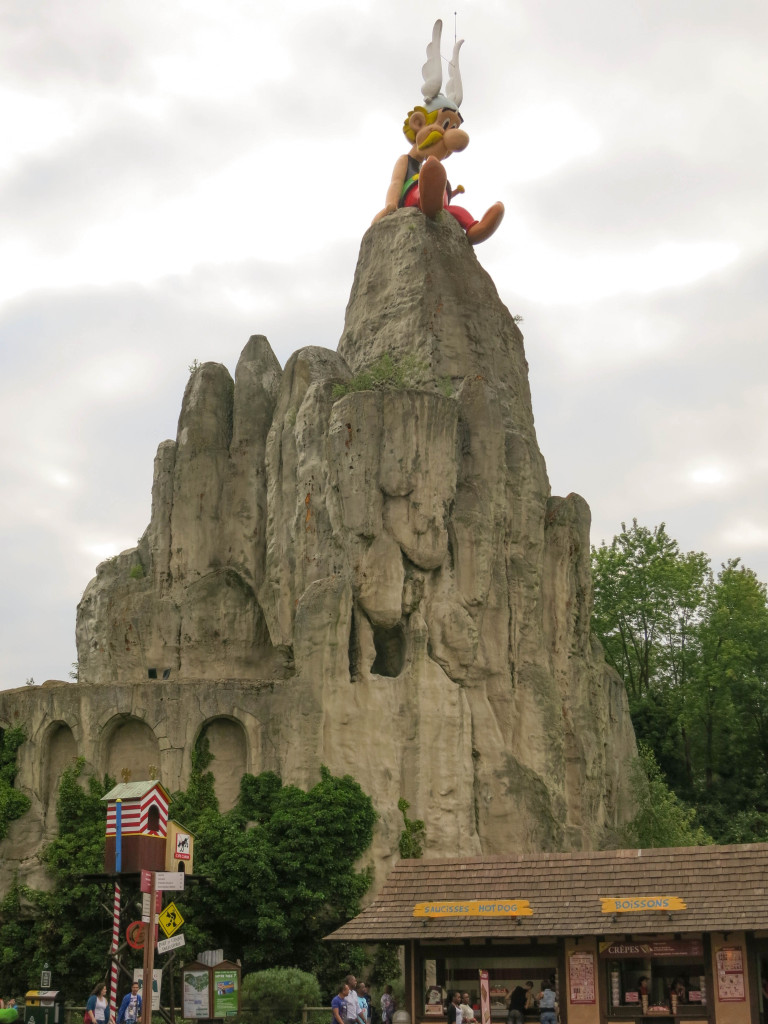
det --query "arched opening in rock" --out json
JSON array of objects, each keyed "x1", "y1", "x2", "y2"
[
  {"x1": 44, "y1": 722, "x2": 77, "y2": 823},
  {"x1": 371, "y1": 623, "x2": 405, "y2": 677},
  {"x1": 105, "y1": 717, "x2": 160, "y2": 784},
  {"x1": 197, "y1": 718, "x2": 248, "y2": 812}
]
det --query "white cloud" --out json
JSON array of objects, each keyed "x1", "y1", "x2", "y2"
[
  {"x1": 721, "y1": 521, "x2": 768, "y2": 551},
  {"x1": 689, "y1": 467, "x2": 726, "y2": 486}
]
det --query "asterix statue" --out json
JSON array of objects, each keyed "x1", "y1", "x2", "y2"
[{"x1": 372, "y1": 19, "x2": 504, "y2": 245}]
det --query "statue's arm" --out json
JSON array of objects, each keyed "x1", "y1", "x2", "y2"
[{"x1": 372, "y1": 154, "x2": 409, "y2": 224}]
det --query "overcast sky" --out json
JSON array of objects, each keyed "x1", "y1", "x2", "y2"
[{"x1": 1, "y1": 0, "x2": 766, "y2": 691}]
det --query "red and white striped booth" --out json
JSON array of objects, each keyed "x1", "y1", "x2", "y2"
[{"x1": 102, "y1": 780, "x2": 171, "y2": 873}]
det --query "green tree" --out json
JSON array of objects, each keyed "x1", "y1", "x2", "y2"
[
  {"x1": 173, "y1": 764, "x2": 376, "y2": 994},
  {"x1": 594, "y1": 521, "x2": 768, "y2": 842},
  {"x1": 33, "y1": 759, "x2": 115, "y2": 992},
  {"x1": 0, "y1": 726, "x2": 31, "y2": 839},
  {"x1": 592, "y1": 520, "x2": 709, "y2": 703},
  {"x1": 621, "y1": 744, "x2": 712, "y2": 848},
  {"x1": 0, "y1": 757, "x2": 114, "y2": 995},
  {"x1": 685, "y1": 560, "x2": 768, "y2": 834}
]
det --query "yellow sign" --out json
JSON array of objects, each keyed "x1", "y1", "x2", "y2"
[
  {"x1": 413, "y1": 900, "x2": 532, "y2": 918},
  {"x1": 158, "y1": 901, "x2": 184, "y2": 937},
  {"x1": 600, "y1": 896, "x2": 687, "y2": 914}
]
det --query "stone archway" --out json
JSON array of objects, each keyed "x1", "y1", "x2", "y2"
[
  {"x1": 105, "y1": 716, "x2": 161, "y2": 783},
  {"x1": 44, "y1": 722, "x2": 78, "y2": 822},
  {"x1": 198, "y1": 718, "x2": 248, "y2": 812}
]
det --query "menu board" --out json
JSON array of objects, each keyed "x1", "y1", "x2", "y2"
[
  {"x1": 716, "y1": 946, "x2": 745, "y2": 1002},
  {"x1": 569, "y1": 951, "x2": 596, "y2": 1005},
  {"x1": 183, "y1": 967, "x2": 212, "y2": 1019}
]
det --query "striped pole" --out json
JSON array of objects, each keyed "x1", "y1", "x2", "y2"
[
  {"x1": 109, "y1": 881, "x2": 121, "y2": 1010},
  {"x1": 110, "y1": 798, "x2": 123, "y2": 1011}
]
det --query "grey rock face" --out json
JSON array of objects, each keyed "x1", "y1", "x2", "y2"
[{"x1": 1, "y1": 210, "x2": 636, "y2": 896}]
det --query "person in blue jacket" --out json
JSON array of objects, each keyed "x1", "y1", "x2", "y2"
[{"x1": 116, "y1": 983, "x2": 142, "y2": 1024}]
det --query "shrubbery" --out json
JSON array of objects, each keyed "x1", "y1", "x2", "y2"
[{"x1": 240, "y1": 967, "x2": 322, "y2": 1024}]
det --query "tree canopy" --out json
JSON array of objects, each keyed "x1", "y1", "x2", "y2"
[
  {"x1": 0, "y1": 741, "x2": 377, "y2": 1000},
  {"x1": 593, "y1": 522, "x2": 768, "y2": 843},
  {"x1": 171, "y1": 750, "x2": 376, "y2": 990}
]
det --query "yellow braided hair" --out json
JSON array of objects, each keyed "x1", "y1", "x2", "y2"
[{"x1": 402, "y1": 105, "x2": 439, "y2": 142}]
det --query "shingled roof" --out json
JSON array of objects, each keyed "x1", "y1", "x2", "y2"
[{"x1": 326, "y1": 844, "x2": 768, "y2": 941}]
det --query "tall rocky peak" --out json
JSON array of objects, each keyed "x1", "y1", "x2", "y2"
[{"x1": 75, "y1": 208, "x2": 636, "y2": 859}]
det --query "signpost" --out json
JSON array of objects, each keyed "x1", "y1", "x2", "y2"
[
  {"x1": 155, "y1": 872, "x2": 185, "y2": 891},
  {"x1": 41, "y1": 966, "x2": 51, "y2": 989},
  {"x1": 158, "y1": 933, "x2": 186, "y2": 954},
  {"x1": 142, "y1": 873, "x2": 158, "y2": 1024},
  {"x1": 142, "y1": 891, "x2": 162, "y2": 921},
  {"x1": 413, "y1": 899, "x2": 533, "y2": 917}
]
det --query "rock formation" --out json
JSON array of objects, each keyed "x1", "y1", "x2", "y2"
[{"x1": 0, "y1": 209, "x2": 636, "y2": 894}]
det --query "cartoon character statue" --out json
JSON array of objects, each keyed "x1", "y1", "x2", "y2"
[{"x1": 372, "y1": 19, "x2": 504, "y2": 245}]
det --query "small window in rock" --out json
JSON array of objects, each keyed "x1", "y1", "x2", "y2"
[
  {"x1": 371, "y1": 623, "x2": 405, "y2": 678},
  {"x1": 162, "y1": 669, "x2": 171, "y2": 679},
  {"x1": 147, "y1": 668, "x2": 157, "y2": 680}
]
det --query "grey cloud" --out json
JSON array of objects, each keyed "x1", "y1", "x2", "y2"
[
  {"x1": 0, "y1": 98, "x2": 261, "y2": 247},
  {"x1": 0, "y1": 0, "x2": 158, "y2": 91},
  {"x1": 514, "y1": 146, "x2": 767, "y2": 246}
]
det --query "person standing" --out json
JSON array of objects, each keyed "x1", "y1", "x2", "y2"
[
  {"x1": 86, "y1": 983, "x2": 112, "y2": 1024},
  {"x1": 537, "y1": 982, "x2": 556, "y2": 1024},
  {"x1": 507, "y1": 983, "x2": 532, "y2": 1024},
  {"x1": 380, "y1": 986, "x2": 395, "y2": 1024},
  {"x1": 116, "y1": 983, "x2": 142, "y2": 1024},
  {"x1": 345, "y1": 976, "x2": 366, "y2": 1024},
  {"x1": 332, "y1": 984, "x2": 350, "y2": 1024},
  {"x1": 357, "y1": 984, "x2": 370, "y2": 1024},
  {"x1": 447, "y1": 991, "x2": 463, "y2": 1024}
]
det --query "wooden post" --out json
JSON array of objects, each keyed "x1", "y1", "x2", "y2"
[
  {"x1": 168, "y1": 952, "x2": 176, "y2": 1024},
  {"x1": 143, "y1": 872, "x2": 157, "y2": 1021}
]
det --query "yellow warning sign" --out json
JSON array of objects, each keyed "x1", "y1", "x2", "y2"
[{"x1": 158, "y1": 901, "x2": 184, "y2": 938}]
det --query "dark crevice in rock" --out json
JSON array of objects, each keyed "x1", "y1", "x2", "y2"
[{"x1": 372, "y1": 622, "x2": 405, "y2": 677}]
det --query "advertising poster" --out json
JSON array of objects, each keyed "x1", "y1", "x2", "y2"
[
  {"x1": 716, "y1": 947, "x2": 746, "y2": 1002},
  {"x1": 568, "y1": 951, "x2": 596, "y2": 1004},
  {"x1": 213, "y1": 969, "x2": 239, "y2": 1017},
  {"x1": 424, "y1": 987, "x2": 443, "y2": 1016},
  {"x1": 183, "y1": 968, "x2": 212, "y2": 1019},
  {"x1": 133, "y1": 969, "x2": 162, "y2": 1006},
  {"x1": 479, "y1": 970, "x2": 491, "y2": 1024}
]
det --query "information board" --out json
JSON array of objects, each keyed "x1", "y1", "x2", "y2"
[
  {"x1": 183, "y1": 968, "x2": 211, "y2": 1019},
  {"x1": 213, "y1": 969, "x2": 239, "y2": 1017},
  {"x1": 716, "y1": 946, "x2": 745, "y2": 1003},
  {"x1": 568, "y1": 951, "x2": 596, "y2": 1004}
]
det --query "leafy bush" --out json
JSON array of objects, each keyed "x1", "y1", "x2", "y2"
[
  {"x1": 241, "y1": 967, "x2": 323, "y2": 1024},
  {"x1": 0, "y1": 727, "x2": 30, "y2": 840},
  {"x1": 397, "y1": 797, "x2": 425, "y2": 858},
  {"x1": 621, "y1": 744, "x2": 712, "y2": 848},
  {"x1": 332, "y1": 353, "x2": 430, "y2": 399}
]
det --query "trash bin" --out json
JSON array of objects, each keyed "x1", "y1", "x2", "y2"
[{"x1": 24, "y1": 992, "x2": 64, "y2": 1024}]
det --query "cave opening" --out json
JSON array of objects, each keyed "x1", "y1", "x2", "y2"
[{"x1": 371, "y1": 622, "x2": 405, "y2": 677}]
